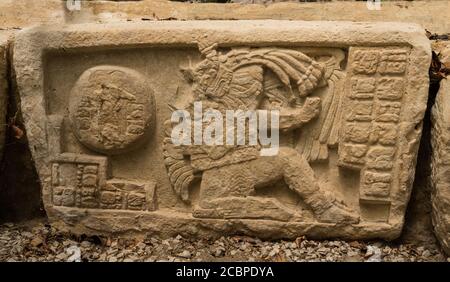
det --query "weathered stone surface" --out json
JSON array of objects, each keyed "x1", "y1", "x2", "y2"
[
  {"x1": 1, "y1": 1, "x2": 449, "y2": 35},
  {"x1": 77, "y1": 0, "x2": 450, "y2": 35},
  {"x1": 0, "y1": 0, "x2": 64, "y2": 29},
  {"x1": 431, "y1": 41, "x2": 450, "y2": 255},
  {"x1": 68, "y1": 65, "x2": 156, "y2": 154},
  {"x1": 14, "y1": 21, "x2": 430, "y2": 240}
]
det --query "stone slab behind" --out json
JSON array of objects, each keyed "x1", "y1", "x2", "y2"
[
  {"x1": 431, "y1": 41, "x2": 450, "y2": 255},
  {"x1": 0, "y1": 1, "x2": 449, "y2": 34}
]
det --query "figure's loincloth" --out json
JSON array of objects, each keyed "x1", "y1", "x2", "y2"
[{"x1": 182, "y1": 145, "x2": 260, "y2": 171}]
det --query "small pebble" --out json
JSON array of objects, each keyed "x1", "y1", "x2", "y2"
[{"x1": 177, "y1": 250, "x2": 191, "y2": 258}]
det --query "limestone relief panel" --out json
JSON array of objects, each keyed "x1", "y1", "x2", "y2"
[{"x1": 13, "y1": 21, "x2": 430, "y2": 239}]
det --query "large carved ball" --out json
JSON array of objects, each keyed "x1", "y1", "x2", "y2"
[{"x1": 69, "y1": 66, "x2": 155, "y2": 155}]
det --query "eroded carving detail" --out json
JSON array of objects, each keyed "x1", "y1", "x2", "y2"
[
  {"x1": 339, "y1": 47, "x2": 409, "y2": 219},
  {"x1": 69, "y1": 66, "x2": 155, "y2": 155},
  {"x1": 100, "y1": 180, "x2": 156, "y2": 211},
  {"x1": 51, "y1": 153, "x2": 156, "y2": 211},
  {"x1": 163, "y1": 42, "x2": 359, "y2": 224}
]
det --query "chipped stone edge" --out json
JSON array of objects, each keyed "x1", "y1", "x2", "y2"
[{"x1": 13, "y1": 21, "x2": 431, "y2": 240}]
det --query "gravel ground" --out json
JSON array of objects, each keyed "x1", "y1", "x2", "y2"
[{"x1": 0, "y1": 219, "x2": 448, "y2": 262}]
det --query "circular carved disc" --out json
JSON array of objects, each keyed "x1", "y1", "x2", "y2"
[{"x1": 69, "y1": 66, "x2": 155, "y2": 155}]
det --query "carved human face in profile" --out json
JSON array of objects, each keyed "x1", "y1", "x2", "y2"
[{"x1": 181, "y1": 58, "x2": 219, "y2": 101}]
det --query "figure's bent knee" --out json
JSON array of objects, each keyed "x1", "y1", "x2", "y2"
[{"x1": 278, "y1": 146, "x2": 310, "y2": 167}]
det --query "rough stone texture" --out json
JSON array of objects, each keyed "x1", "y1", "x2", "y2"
[
  {"x1": 74, "y1": 0, "x2": 450, "y2": 35},
  {"x1": 431, "y1": 41, "x2": 450, "y2": 255},
  {"x1": 13, "y1": 21, "x2": 430, "y2": 240},
  {"x1": 0, "y1": 1, "x2": 449, "y2": 35},
  {"x1": 0, "y1": 0, "x2": 65, "y2": 29}
]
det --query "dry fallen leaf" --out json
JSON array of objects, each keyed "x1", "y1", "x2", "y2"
[
  {"x1": 273, "y1": 253, "x2": 287, "y2": 262},
  {"x1": 30, "y1": 236, "x2": 44, "y2": 247},
  {"x1": 426, "y1": 29, "x2": 449, "y2": 40},
  {"x1": 430, "y1": 51, "x2": 450, "y2": 84},
  {"x1": 11, "y1": 125, "x2": 24, "y2": 139},
  {"x1": 349, "y1": 241, "x2": 361, "y2": 249}
]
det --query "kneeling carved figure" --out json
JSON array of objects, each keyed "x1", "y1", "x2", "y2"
[{"x1": 163, "y1": 40, "x2": 359, "y2": 225}]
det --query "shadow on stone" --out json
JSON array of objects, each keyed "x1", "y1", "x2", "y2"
[
  {"x1": 0, "y1": 42, "x2": 44, "y2": 222},
  {"x1": 400, "y1": 55, "x2": 441, "y2": 249}
]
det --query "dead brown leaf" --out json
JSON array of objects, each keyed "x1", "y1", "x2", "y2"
[
  {"x1": 426, "y1": 29, "x2": 449, "y2": 40},
  {"x1": 11, "y1": 125, "x2": 24, "y2": 139},
  {"x1": 272, "y1": 253, "x2": 287, "y2": 262},
  {"x1": 349, "y1": 241, "x2": 361, "y2": 249},
  {"x1": 430, "y1": 51, "x2": 450, "y2": 84},
  {"x1": 30, "y1": 236, "x2": 44, "y2": 247}
]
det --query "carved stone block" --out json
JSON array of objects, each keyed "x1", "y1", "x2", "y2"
[
  {"x1": 431, "y1": 42, "x2": 450, "y2": 255},
  {"x1": 14, "y1": 21, "x2": 430, "y2": 240}
]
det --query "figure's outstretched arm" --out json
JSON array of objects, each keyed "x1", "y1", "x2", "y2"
[{"x1": 278, "y1": 97, "x2": 321, "y2": 131}]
